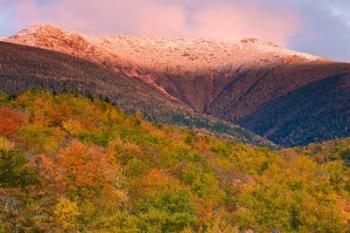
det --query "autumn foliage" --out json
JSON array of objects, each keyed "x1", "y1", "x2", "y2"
[
  {"x1": 0, "y1": 91, "x2": 349, "y2": 233},
  {"x1": 0, "y1": 105, "x2": 28, "y2": 135}
]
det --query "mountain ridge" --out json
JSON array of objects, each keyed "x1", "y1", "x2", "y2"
[{"x1": 2, "y1": 24, "x2": 350, "y2": 146}]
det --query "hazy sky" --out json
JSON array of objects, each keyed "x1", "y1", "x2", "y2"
[{"x1": 1, "y1": 0, "x2": 350, "y2": 61}]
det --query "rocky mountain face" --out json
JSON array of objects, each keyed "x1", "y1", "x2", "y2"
[
  {"x1": 3, "y1": 24, "x2": 350, "y2": 146},
  {"x1": 235, "y1": 63, "x2": 350, "y2": 146}
]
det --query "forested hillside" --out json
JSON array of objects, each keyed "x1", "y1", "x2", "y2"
[
  {"x1": 0, "y1": 41, "x2": 272, "y2": 147},
  {"x1": 0, "y1": 91, "x2": 349, "y2": 232}
]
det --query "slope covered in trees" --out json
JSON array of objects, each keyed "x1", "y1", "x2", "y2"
[
  {"x1": 0, "y1": 41, "x2": 272, "y2": 147},
  {"x1": 0, "y1": 91, "x2": 349, "y2": 232}
]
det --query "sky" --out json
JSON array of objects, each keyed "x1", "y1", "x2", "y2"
[{"x1": 0, "y1": 0, "x2": 350, "y2": 61}]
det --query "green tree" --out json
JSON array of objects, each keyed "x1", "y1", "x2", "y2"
[
  {"x1": 0, "y1": 149, "x2": 40, "y2": 188},
  {"x1": 135, "y1": 189, "x2": 196, "y2": 233},
  {"x1": 289, "y1": 205, "x2": 301, "y2": 231}
]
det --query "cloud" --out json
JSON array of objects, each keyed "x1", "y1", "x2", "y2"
[
  {"x1": 2, "y1": 0, "x2": 300, "y2": 45},
  {"x1": 190, "y1": 2, "x2": 299, "y2": 45},
  {"x1": 3, "y1": 0, "x2": 350, "y2": 61},
  {"x1": 285, "y1": 0, "x2": 350, "y2": 61}
]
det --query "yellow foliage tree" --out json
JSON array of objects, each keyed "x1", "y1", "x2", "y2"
[{"x1": 53, "y1": 197, "x2": 79, "y2": 232}]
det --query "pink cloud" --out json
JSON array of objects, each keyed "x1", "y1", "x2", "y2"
[
  {"x1": 191, "y1": 2, "x2": 299, "y2": 45},
  {"x1": 7, "y1": 0, "x2": 300, "y2": 45}
]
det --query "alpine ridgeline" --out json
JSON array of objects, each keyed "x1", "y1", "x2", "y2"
[{"x1": 2, "y1": 24, "x2": 350, "y2": 146}]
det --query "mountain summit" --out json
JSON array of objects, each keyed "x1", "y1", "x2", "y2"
[
  {"x1": 2, "y1": 24, "x2": 350, "y2": 146},
  {"x1": 3, "y1": 24, "x2": 325, "y2": 110},
  {"x1": 5, "y1": 24, "x2": 323, "y2": 73}
]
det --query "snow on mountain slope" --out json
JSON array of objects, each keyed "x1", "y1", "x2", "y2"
[
  {"x1": 3, "y1": 24, "x2": 325, "y2": 108},
  {"x1": 5, "y1": 24, "x2": 350, "y2": 147},
  {"x1": 5, "y1": 25, "x2": 323, "y2": 73}
]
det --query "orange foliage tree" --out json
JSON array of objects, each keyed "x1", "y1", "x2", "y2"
[
  {"x1": 40, "y1": 140, "x2": 126, "y2": 202},
  {"x1": 0, "y1": 106, "x2": 28, "y2": 135}
]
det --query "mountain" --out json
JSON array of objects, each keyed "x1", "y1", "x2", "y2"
[
  {"x1": 0, "y1": 41, "x2": 273, "y2": 147},
  {"x1": 3, "y1": 24, "x2": 350, "y2": 146},
  {"x1": 236, "y1": 64, "x2": 350, "y2": 146}
]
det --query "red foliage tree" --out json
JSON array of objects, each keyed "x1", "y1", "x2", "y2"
[{"x1": 0, "y1": 106, "x2": 28, "y2": 135}]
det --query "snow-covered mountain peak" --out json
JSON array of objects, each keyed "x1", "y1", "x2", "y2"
[{"x1": 3, "y1": 24, "x2": 325, "y2": 74}]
